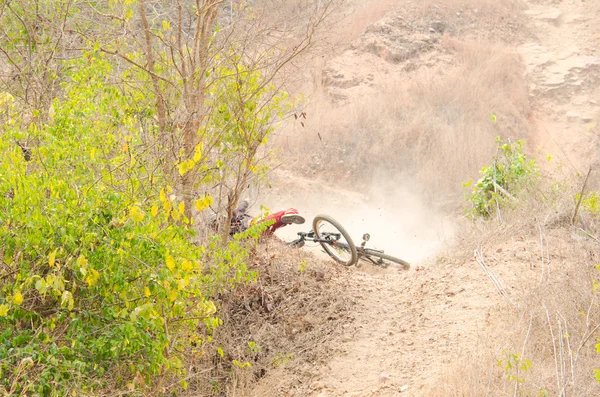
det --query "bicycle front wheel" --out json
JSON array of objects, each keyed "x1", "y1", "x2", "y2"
[
  {"x1": 312, "y1": 215, "x2": 357, "y2": 266},
  {"x1": 360, "y1": 249, "x2": 410, "y2": 270}
]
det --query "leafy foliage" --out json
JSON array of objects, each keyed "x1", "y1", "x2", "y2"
[
  {"x1": 0, "y1": 0, "x2": 304, "y2": 394},
  {"x1": 464, "y1": 137, "x2": 539, "y2": 217},
  {"x1": 577, "y1": 191, "x2": 600, "y2": 215},
  {"x1": 0, "y1": 52, "x2": 271, "y2": 395}
]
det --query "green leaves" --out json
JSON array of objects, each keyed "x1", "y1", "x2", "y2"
[
  {"x1": 0, "y1": 50, "x2": 258, "y2": 395},
  {"x1": 464, "y1": 137, "x2": 539, "y2": 218}
]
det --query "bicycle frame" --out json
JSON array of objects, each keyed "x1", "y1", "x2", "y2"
[{"x1": 287, "y1": 230, "x2": 342, "y2": 248}]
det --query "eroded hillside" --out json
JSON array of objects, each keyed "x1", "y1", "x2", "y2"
[{"x1": 242, "y1": 0, "x2": 600, "y2": 395}]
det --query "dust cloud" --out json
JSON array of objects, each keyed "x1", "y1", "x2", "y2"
[{"x1": 254, "y1": 171, "x2": 455, "y2": 265}]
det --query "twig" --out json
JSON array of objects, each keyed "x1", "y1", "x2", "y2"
[
  {"x1": 559, "y1": 298, "x2": 600, "y2": 396},
  {"x1": 544, "y1": 304, "x2": 561, "y2": 392},
  {"x1": 521, "y1": 314, "x2": 533, "y2": 357},
  {"x1": 515, "y1": 314, "x2": 533, "y2": 397},
  {"x1": 537, "y1": 223, "x2": 545, "y2": 287},
  {"x1": 557, "y1": 311, "x2": 574, "y2": 396},
  {"x1": 578, "y1": 227, "x2": 600, "y2": 245},
  {"x1": 572, "y1": 167, "x2": 592, "y2": 225},
  {"x1": 494, "y1": 182, "x2": 518, "y2": 202},
  {"x1": 475, "y1": 248, "x2": 517, "y2": 309},
  {"x1": 557, "y1": 316, "x2": 565, "y2": 389}
]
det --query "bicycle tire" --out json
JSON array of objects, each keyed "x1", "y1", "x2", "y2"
[
  {"x1": 312, "y1": 214, "x2": 358, "y2": 266},
  {"x1": 360, "y1": 248, "x2": 410, "y2": 270}
]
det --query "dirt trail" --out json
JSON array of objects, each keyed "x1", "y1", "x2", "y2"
[
  {"x1": 304, "y1": 263, "x2": 505, "y2": 396},
  {"x1": 521, "y1": 0, "x2": 600, "y2": 172},
  {"x1": 252, "y1": 0, "x2": 600, "y2": 395}
]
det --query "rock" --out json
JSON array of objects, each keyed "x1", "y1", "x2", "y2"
[
  {"x1": 312, "y1": 381, "x2": 325, "y2": 390},
  {"x1": 525, "y1": 7, "x2": 562, "y2": 23},
  {"x1": 378, "y1": 372, "x2": 390, "y2": 382},
  {"x1": 566, "y1": 111, "x2": 581, "y2": 122},
  {"x1": 430, "y1": 21, "x2": 445, "y2": 33},
  {"x1": 400, "y1": 385, "x2": 410, "y2": 392}
]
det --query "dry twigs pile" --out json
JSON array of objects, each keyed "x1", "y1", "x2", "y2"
[{"x1": 187, "y1": 240, "x2": 354, "y2": 395}]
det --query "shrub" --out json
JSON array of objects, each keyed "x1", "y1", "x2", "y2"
[
  {"x1": 0, "y1": 54, "x2": 262, "y2": 395},
  {"x1": 464, "y1": 137, "x2": 538, "y2": 217}
]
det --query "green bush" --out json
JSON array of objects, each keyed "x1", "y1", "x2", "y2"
[
  {"x1": 0, "y1": 54, "x2": 263, "y2": 395},
  {"x1": 464, "y1": 137, "x2": 538, "y2": 218}
]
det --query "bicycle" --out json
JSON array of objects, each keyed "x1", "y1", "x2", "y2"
[{"x1": 288, "y1": 214, "x2": 410, "y2": 270}]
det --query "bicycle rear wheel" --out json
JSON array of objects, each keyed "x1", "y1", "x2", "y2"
[
  {"x1": 312, "y1": 215, "x2": 357, "y2": 266},
  {"x1": 360, "y1": 249, "x2": 410, "y2": 270}
]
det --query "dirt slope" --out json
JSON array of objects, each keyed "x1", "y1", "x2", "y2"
[
  {"x1": 521, "y1": 0, "x2": 600, "y2": 172},
  {"x1": 247, "y1": 0, "x2": 600, "y2": 395}
]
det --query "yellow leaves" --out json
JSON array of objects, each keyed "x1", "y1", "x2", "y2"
[
  {"x1": 124, "y1": 7, "x2": 134, "y2": 21},
  {"x1": 169, "y1": 289, "x2": 178, "y2": 302},
  {"x1": 171, "y1": 206, "x2": 181, "y2": 221},
  {"x1": 85, "y1": 268, "x2": 100, "y2": 287},
  {"x1": 49, "y1": 250, "x2": 57, "y2": 268},
  {"x1": 177, "y1": 159, "x2": 195, "y2": 176},
  {"x1": 61, "y1": 291, "x2": 74, "y2": 310},
  {"x1": 162, "y1": 20, "x2": 171, "y2": 31},
  {"x1": 195, "y1": 195, "x2": 214, "y2": 212},
  {"x1": 177, "y1": 278, "x2": 187, "y2": 291},
  {"x1": 182, "y1": 260, "x2": 194, "y2": 271},
  {"x1": 163, "y1": 199, "x2": 173, "y2": 217},
  {"x1": 159, "y1": 186, "x2": 175, "y2": 219},
  {"x1": 0, "y1": 91, "x2": 15, "y2": 107},
  {"x1": 194, "y1": 142, "x2": 204, "y2": 162},
  {"x1": 178, "y1": 201, "x2": 185, "y2": 215},
  {"x1": 122, "y1": 142, "x2": 129, "y2": 153},
  {"x1": 0, "y1": 304, "x2": 8, "y2": 317},
  {"x1": 13, "y1": 291, "x2": 23, "y2": 306},
  {"x1": 144, "y1": 286, "x2": 151, "y2": 297},
  {"x1": 90, "y1": 148, "x2": 97, "y2": 160},
  {"x1": 151, "y1": 205, "x2": 159, "y2": 218},
  {"x1": 76, "y1": 254, "x2": 88, "y2": 269},
  {"x1": 129, "y1": 206, "x2": 145, "y2": 222},
  {"x1": 165, "y1": 254, "x2": 175, "y2": 271},
  {"x1": 76, "y1": 254, "x2": 100, "y2": 287},
  {"x1": 207, "y1": 301, "x2": 217, "y2": 316}
]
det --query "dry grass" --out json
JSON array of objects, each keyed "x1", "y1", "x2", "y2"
[
  {"x1": 184, "y1": 239, "x2": 354, "y2": 396},
  {"x1": 432, "y1": 172, "x2": 600, "y2": 396},
  {"x1": 284, "y1": 37, "x2": 530, "y2": 205}
]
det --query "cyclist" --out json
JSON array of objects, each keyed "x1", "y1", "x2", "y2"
[
  {"x1": 232, "y1": 199, "x2": 305, "y2": 235},
  {"x1": 211, "y1": 199, "x2": 306, "y2": 236}
]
